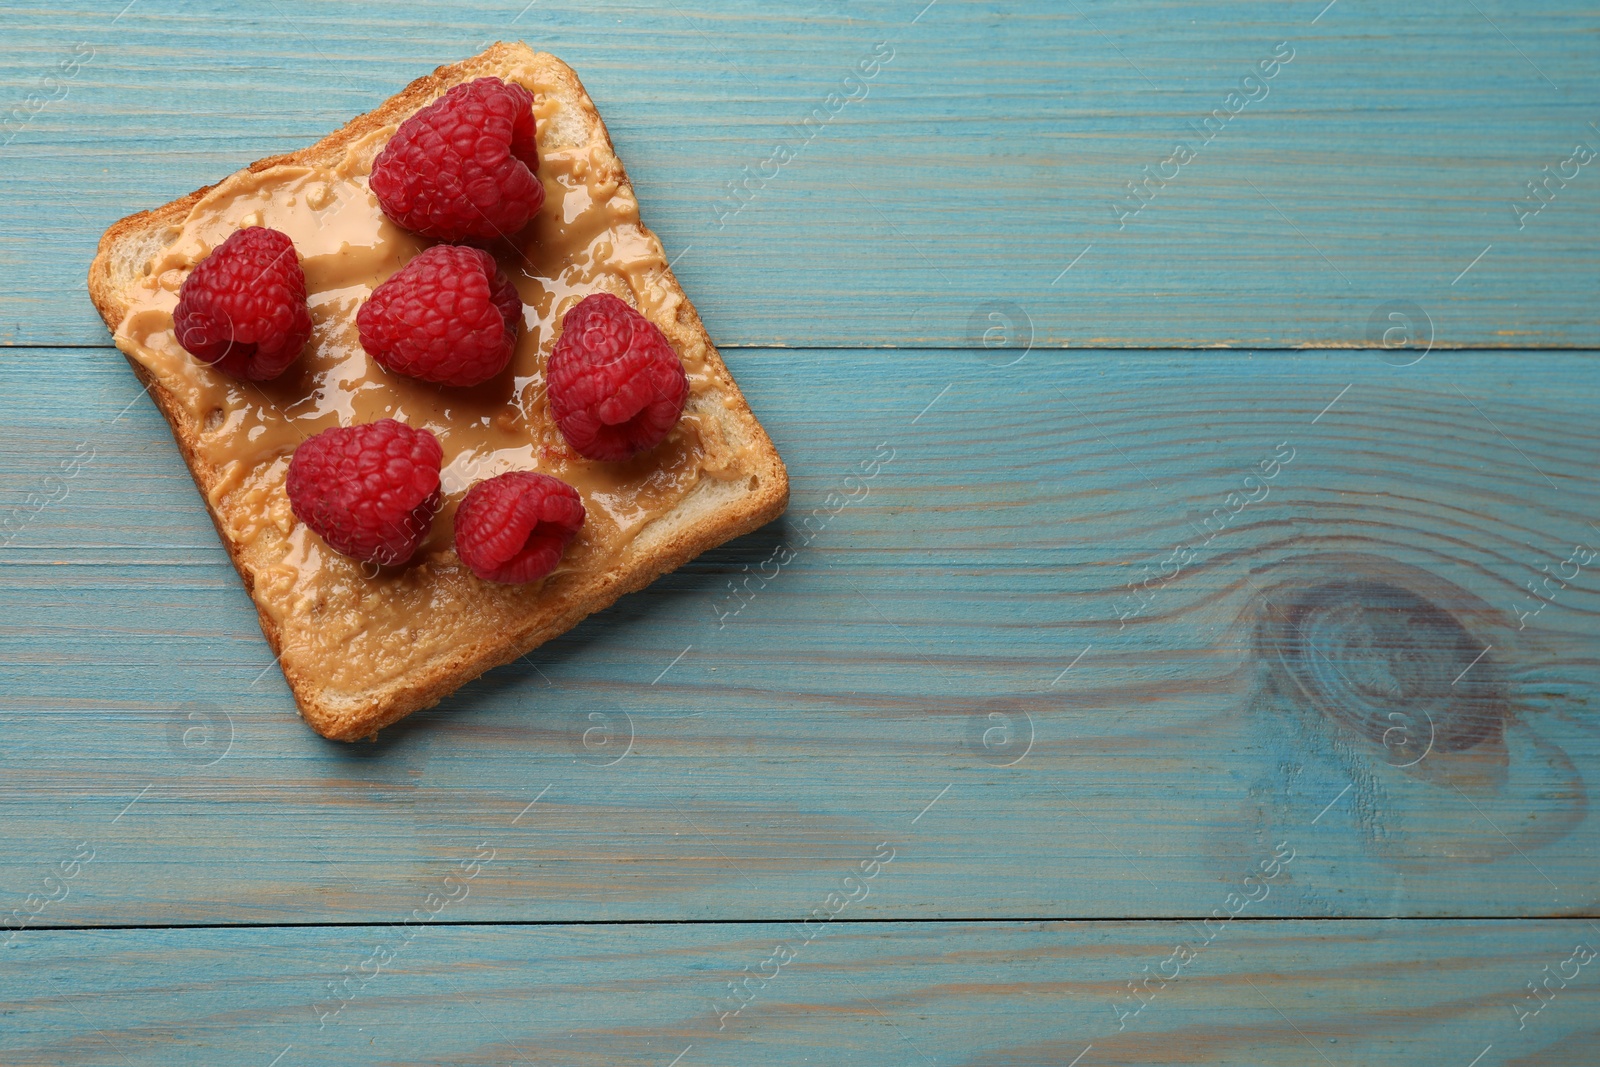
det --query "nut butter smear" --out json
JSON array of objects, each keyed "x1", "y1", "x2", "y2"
[{"x1": 111, "y1": 63, "x2": 746, "y2": 694}]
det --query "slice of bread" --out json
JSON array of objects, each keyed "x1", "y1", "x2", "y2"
[{"x1": 87, "y1": 42, "x2": 788, "y2": 741}]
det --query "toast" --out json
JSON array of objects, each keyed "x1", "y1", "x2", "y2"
[{"x1": 87, "y1": 43, "x2": 788, "y2": 741}]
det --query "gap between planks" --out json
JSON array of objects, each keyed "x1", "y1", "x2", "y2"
[
  {"x1": 12, "y1": 916, "x2": 1599, "y2": 933},
  {"x1": 10, "y1": 343, "x2": 1600, "y2": 353}
]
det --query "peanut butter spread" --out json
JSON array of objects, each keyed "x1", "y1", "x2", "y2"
[{"x1": 111, "y1": 65, "x2": 747, "y2": 696}]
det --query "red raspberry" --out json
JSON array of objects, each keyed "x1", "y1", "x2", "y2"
[
  {"x1": 546, "y1": 294, "x2": 689, "y2": 462},
  {"x1": 285, "y1": 419, "x2": 443, "y2": 567},
  {"x1": 357, "y1": 245, "x2": 522, "y2": 387},
  {"x1": 172, "y1": 226, "x2": 312, "y2": 381},
  {"x1": 369, "y1": 77, "x2": 545, "y2": 243},
  {"x1": 454, "y1": 472, "x2": 585, "y2": 584}
]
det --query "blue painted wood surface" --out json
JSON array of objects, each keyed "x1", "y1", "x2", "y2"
[
  {"x1": 3, "y1": 347, "x2": 1596, "y2": 925},
  {"x1": 1, "y1": 1, "x2": 1598, "y2": 1061},
  {"x1": 2, "y1": 0, "x2": 1599, "y2": 348},
  {"x1": 5, "y1": 921, "x2": 1600, "y2": 1065}
]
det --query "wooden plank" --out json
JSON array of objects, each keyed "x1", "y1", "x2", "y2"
[
  {"x1": 3, "y1": 920, "x2": 1598, "y2": 1065},
  {"x1": 2, "y1": 347, "x2": 1596, "y2": 924},
  {"x1": 3, "y1": 0, "x2": 1599, "y2": 348}
]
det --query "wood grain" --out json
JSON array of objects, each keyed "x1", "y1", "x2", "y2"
[
  {"x1": 3, "y1": 920, "x2": 1598, "y2": 1065},
  {"x1": 3, "y1": 347, "x2": 1595, "y2": 924},
  {"x1": 3, "y1": 1, "x2": 1598, "y2": 1042},
  {"x1": 2, "y1": 0, "x2": 1598, "y2": 347}
]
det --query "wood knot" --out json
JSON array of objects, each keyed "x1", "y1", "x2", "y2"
[{"x1": 1258, "y1": 576, "x2": 1504, "y2": 762}]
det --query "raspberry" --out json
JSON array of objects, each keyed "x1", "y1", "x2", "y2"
[
  {"x1": 172, "y1": 226, "x2": 312, "y2": 381},
  {"x1": 369, "y1": 77, "x2": 546, "y2": 243},
  {"x1": 357, "y1": 245, "x2": 522, "y2": 387},
  {"x1": 454, "y1": 471, "x2": 585, "y2": 584},
  {"x1": 546, "y1": 294, "x2": 689, "y2": 462},
  {"x1": 285, "y1": 419, "x2": 443, "y2": 567}
]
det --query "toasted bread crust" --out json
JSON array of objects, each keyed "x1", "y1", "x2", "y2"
[{"x1": 87, "y1": 43, "x2": 787, "y2": 740}]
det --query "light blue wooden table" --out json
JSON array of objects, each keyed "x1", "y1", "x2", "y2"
[{"x1": 3, "y1": 1, "x2": 1598, "y2": 1063}]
